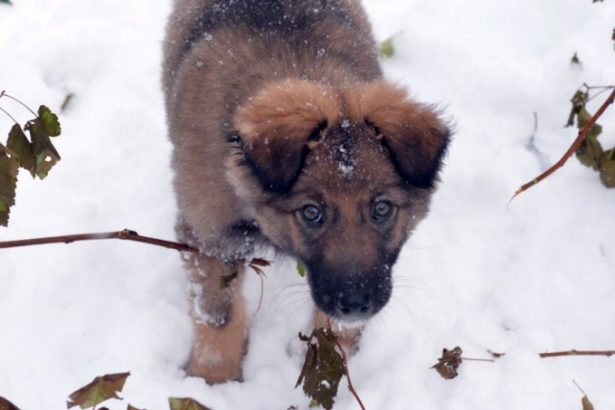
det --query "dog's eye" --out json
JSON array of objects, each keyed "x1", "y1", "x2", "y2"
[
  {"x1": 372, "y1": 200, "x2": 394, "y2": 223},
  {"x1": 301, "y1": 204, "x2": 323, "y2": 226}
]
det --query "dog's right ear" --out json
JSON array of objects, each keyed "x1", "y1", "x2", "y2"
[{"x1": 234, "y1": 80, "x2": 339, "y2": 192}]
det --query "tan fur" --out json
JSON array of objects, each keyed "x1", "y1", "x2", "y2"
[{"x1": 163, "y1": 0, "x2": 450, "y2": 384}]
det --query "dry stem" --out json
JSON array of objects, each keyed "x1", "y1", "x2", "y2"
[{"x1": 511, "y1": 87, "x2": 615, "y2": 201}]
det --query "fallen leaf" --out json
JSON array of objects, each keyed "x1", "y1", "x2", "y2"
[
  {"x1": 432, "y1": 346, "x2": 463, "y2": 379},
  {"x1": 128, "y1": 405, "x2": 146, "y2": 410},
  {"x1": 582, "y1": 395, "x2": 595, "y2": 410},
  {"x1": 6, "y1": 124, "x2": 35, "y2": 176},
  {"x1": 66, "y1": 372, "x2": 130, "y2": 409},
  {"x1": 168, "y1": 397, "x2": 212, "y2": 410},
  {"x1": 296, "y1": 328, "x2": 345, "y2": 410}
]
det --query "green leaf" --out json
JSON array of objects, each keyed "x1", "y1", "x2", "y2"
[
  {"x1": 7, "y1": 124, "x2": 35, "y2": 177},
  {"x1": 297, "y1": 261, "x2": 306, "y2": 278},
  {"x1": 66, "y1": 372, "x2": 130, "y2": 409},
  {"x1": 24, "y1": 117, "x2": 61, "y2": 179},
  {"x1": 0, "y1": 147, "x2": 19, "y2": 227},
  {"x1": 168, "y1": 398, "x2": 212, "y2": 410},
  {"x1": 0, "y1": 396, "x2": 21, "y2": 410},
  {"x1": 295, "y1": 328, "x2": 345, "y2": 410},
  {"x1": 38, "y1": 105, "x2": 62, "y2": 137},
  {"x1": 379, "y1": 37, "x2": 395, "y2": 58}
]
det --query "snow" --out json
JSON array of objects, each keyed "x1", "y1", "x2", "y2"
[{"x1": 1, "y1": 0, "x2": 614, "y2": 409}]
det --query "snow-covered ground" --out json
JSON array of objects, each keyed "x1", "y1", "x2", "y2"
[{"x1": 1, "y1": 0, "x2": 614, "y2": 409}]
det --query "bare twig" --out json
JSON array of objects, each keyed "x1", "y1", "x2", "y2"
[
  {"x1": 461, "y1": 357, "x2": 496, "y2": 363},
  {"x1": 335, "y1": 339, "x2": 367, "y2": 410},
  {"x1": 511, "y1": 87, "x2": 615, "y2": 201},
  {"x1": 0, "y1": 91, "x2": 38, "y2": 117},
  {"x1": 540, "y1": 349, "x2": 615, "y2": 358},
  {"x1": 0, "y1": 229, "x2": 198, "y2": 253}
]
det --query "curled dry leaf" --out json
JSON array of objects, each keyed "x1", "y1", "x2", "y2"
[
  {"x1": 432, "y1": 346, "x2": 463, "y2": 380},
  {"x1": 66, "y1": 372, "x2": 130, "y2": 409}
]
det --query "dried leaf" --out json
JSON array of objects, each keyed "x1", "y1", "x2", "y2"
[
  {"x1": 599, "y1": 150, "x2": 615, "y2": 187},
  {"x1": 0, "y1": 148, "x2": 19, "y2": 227},
  {"x1": 249, "y1": 258, "x2": 271, "y2": 268},
  {"x1": 432, "y1": 346, "x2": 463, "y2": 380},
  {"x1": 0, "y1": 397, "x2": 21, "y2": 410},
  {"x1": 128, "y1": 405, "x2": 145, "y2": 410},
  {"x1": 24, "y1": 116, "x2": 61, "y2": 180},
  {"x1": 6, "y1": 124, "x2": 35, "y2": 177},
  {"x1": 66, "y1": 372, "x2": 130, "y2": 409},
  {"x1": 295, "y1": 328, "x2": 345, "y2": 410},
  {"x1": 168, "y1": 397, "x2": 212, "y2": 410}
]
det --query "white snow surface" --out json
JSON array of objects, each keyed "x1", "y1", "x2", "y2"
[{"x1": 1, "y1": 1, "x2": 614, "y2": 409}]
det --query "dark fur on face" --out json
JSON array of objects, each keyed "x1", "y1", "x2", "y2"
[{"x1": 230, "y1": 79, "x2": 449, "y2": 320}]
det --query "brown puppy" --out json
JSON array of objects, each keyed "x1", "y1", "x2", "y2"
[{"x1": 163, "y1": 0, "x2": 450, "y2": 383}]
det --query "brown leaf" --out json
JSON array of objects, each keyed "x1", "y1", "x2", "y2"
[
  {"x1": 295, "y1": 328, "x2": 345, "y2": 410},
  {"x1": 432, "y1": 346, "x2": 463, "y2": 380},
  {"x1": 66, "y1": 372, "x2": 130, "y2": 409},
  {"x1": 128, "y1": 405, "x2": 146, "y2": 410},
  {"x1": 0, "y1": 397, "x2": 21, "y2": 410},
  {"x1": 249, "y1": 258, "x2": 271, "y2": 267},
  {"x1": 168, "y1": 397, "x2": 212, "y2": 410}
]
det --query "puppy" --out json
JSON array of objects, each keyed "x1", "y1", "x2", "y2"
[{"x1": 162, "y1": 0, "x2": 450, "y2": 383}]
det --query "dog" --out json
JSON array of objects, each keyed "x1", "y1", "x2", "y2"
[{"x1": 162, "y1": 0, "x2": 450, "y2": 383}]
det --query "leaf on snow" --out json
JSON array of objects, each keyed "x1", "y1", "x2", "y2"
[
  {"x1": 295, "y1": 328, "x2": 345, "y2": 410},
  {"x1": 128, "y1": 405, "x2": 146, "y2": 410},
  {"x1": 168, "y1": 397, "x2": 212, "y2": 410},
  {"x1": 0, "y1": 147, "x2": 19, "y2": 227},
  {"x1": 0, "y1": 397, "x2": 21, "y2": 410},
  {"x1": 599, "y1": 149, "x2": 615, "y2": 188},
  {"x1": 432, "y1": 346, "x2": 463, "y2": 380},
  {"x1": 66, "y1": 372, "x2": 130, "y2": 409}
]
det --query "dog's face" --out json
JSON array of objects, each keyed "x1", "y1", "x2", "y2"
[{"x1": 230, "y1": 79, "x2": 450, "y2": 323}]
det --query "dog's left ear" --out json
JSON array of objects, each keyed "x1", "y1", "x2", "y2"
[
  {"x1": 234, "y1": 79, "x2": 339, "y2": 192},
  {"x1": 351, "y1": 81, "x2": 451, "y2": 189}
]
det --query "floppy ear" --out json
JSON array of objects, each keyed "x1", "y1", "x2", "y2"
[
  {"x1": 349, "y1": 81, "x2": 451, "y2": 189},
  {"x1": 234, "y1": 79, "x2": 340, "y2": 192}
]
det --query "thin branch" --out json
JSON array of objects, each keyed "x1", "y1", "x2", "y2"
[
  {"x1": 0, "y1": 229, "x2": 198, "y2": 253},
  {"x1": 461, "y1": 357, "x2": 496, "y2": 363},
  {"x1": 335, "y1": 339, "x2": 367, "y2": 410},
  {"x1": 540, "y1": 349, "x2": 615, "y2": 358},
  {"x1": 0, "y1": 106, "x2": 19, "y2": 125},
  {"x1": 0, "y1": 91, "x2": 37, "y2": 117},
  {"x1": 511, "y1": 87, "x2": 615, "y2": 201}
]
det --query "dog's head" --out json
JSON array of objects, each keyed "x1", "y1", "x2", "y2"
[{"x1": 230, "y1": 79, "x2": 450, "y2": 323}]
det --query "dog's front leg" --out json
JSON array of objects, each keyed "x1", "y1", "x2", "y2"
[{"x1": 184, "y1": 253, "x2": 247, "y2": 384}]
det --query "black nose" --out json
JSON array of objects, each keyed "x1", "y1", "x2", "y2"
[{"x1": 337, "y1": 292, "x2": 372, "y2": 316}]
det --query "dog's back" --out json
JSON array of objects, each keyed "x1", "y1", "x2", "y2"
[{"x1": 163, "y1": 0, "x2": 384, "y2": 258}]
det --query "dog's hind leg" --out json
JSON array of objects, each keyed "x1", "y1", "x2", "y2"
[{"x1": 184, "y1": 253, "x2": 247, "y2": 383}]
